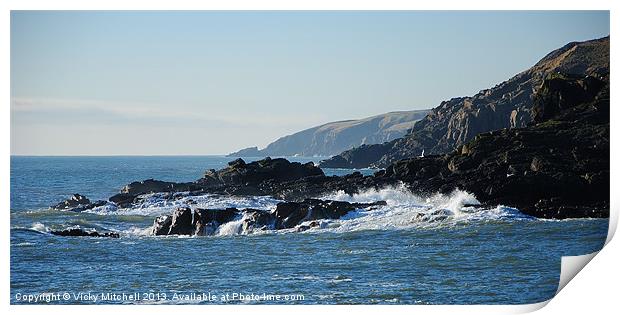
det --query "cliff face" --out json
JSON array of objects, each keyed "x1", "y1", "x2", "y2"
[
  {"x1": 320, "y1": 36, "x2": 610, "y2": 169},
  {"x1": 227, "y1": 110, "x2": 429, "y2": 157}
]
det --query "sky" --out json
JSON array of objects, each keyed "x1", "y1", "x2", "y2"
[{"x1": 10, "y1": 11, "x2": 610, "y2": 155}]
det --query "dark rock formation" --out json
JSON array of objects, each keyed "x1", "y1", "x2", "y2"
[
  {"x1": 50, "y1": 228, "x2": 120, "y2": 238},
  {"x1": 150, "y1": 199, "x2": 386, "y2": 236},
  {"x1": 375, "y1": 75, "x2": 609, "y2": 218},
  {"x1": 321, "y1": 36, "x2": 609, "y2": 169},
  {"x1": 52, "y1": 38, "x2": 610, "y2": 221},
  {"x1": 109, "y1": 179, "x2": 203, "y2": 208},
  {"x1": 227, "y1": 110, "x2": 429, "y2": 157},
  {"x1": 273, "y1": 199, "x2": 386, "y2": 229},
  {"x1": 197, "y1": 157, "x2": 324, "y2": 188},
  {"x1": 51, "y1": 194, "x2": 108, "y2": 212},
  {"x1": 194, "y1": 208, "x2": 240, "y2": 235},
  {"x1": 51, "y1": 194, "x2": 91, "y2": 210},
  {"x1": 319, "y1": 143, "x2": 391, "y2": 169}
]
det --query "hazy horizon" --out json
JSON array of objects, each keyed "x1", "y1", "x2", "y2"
[{"x1": 11, "y1": 11, "x2": 610, "y2": 155}]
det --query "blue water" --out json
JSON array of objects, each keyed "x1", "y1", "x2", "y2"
[{"x1": 10, "y1": 156, "x2": 608, "y2": 304}]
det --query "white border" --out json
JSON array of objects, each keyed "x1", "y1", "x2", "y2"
[{"x1": 2, "y1": 1, "x2": 617, "y2": 314}]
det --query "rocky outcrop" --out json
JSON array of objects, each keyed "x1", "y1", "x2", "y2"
[
  {"x1": 50, "y1": 39, "x2": 610, "y2": 221},
  {"x1": 51, "y1": 194, "x2": 91, "y2": 210},
  {"x1": 318, "y1": 143, "x2": 391, "y2": 169},
  {"x1": 227, "y1": 110, "x2": 429, "y2": 157},
  {"x1": 51, "y1": 194, "x2": 108, "y2": 212},
  {"x1": 109, "y1": 179, "x2": 203, "y2": 208},
  {"x1": 374, "y1": 75, "x2": 609, "y2": 218},
  {"x1": 252, "y1": 74, "x2": 610, "y2": 219},
  {"x1": 150, "y1": 199, "x2": 386, "y2": 236},
  {"x1": 273, "y1": 199, "x2": 386, "y2": 229},
  {"x1": 50, "y1": 228, "x2": 120, "y2": 238},
  {"x1": 197, "y1": 157, "x2": 324, "y2": 189},
  {"x1": 321, "y1": 36, "x2": 609, "y2": 169}
]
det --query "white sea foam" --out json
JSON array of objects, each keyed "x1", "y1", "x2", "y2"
[
  {"x1": 88, "y1": 193, "x2": 282, "y2": 217},
  {"x1": 100, "y1": 184, "x2": 533, "y2": 237},
  {"x1": 13, "y1": 242, "x2": 35, "y2": 247},
  {"x1": 31, "y1": 222, "x2": 49, "y2": 233},
  {"x1": 314, "y1": 184, "x2": 534, "y2": 233},
  {"x1": 216, "y1": 214, "x2": 246, "y2": 236}
]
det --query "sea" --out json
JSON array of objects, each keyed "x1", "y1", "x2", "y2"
[{"x1": 10, "y1": 156, "x2": 609, "y2": 305}]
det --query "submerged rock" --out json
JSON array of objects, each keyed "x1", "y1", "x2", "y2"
[{"x1": 50, "y1": 228, "x2": 119, "y2": 238}]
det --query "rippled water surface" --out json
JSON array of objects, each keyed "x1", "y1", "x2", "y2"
[{"x1": 10, "y1": 156, "x2": 608, "y2": 304}]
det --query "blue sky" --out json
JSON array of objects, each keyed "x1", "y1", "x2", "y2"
[{"x1": 11, "y1": 11, "x2": 609, "y2": 155}]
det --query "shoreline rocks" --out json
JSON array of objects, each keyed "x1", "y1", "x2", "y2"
[
  {"x1": 197, "y1": 157, "x2": 324, "y2": 187},
  {"x1": 150, "y1": 199, "x2": 387, "y2": 236},
  {"x1": 109, "y1": 179, "x2": 203, "y2": 208},
  {"x1": 373, "y1": 75, "x2": 609, "y2": 219},
  {"x1": 50, "y1": 75, "x2": 609, "y2": 220}
]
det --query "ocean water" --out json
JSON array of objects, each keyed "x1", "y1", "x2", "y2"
[{"x1": 10, "y1": 156, "x2": 608, "y2": 304}]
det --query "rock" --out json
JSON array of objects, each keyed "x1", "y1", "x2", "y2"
[
  {"x1": 51, "y1": 194, "x2": 108, "y2": 212},
  {"x1": 167, "y1": 207, "x2": 195, "y2": 235},
  {"x1": 376, "y1": 74, "x2": 609, "y2": 219},
  {"x1": 530, "y1": 74, "x2": 605, "y2": 123},
  {"x1": 239, "y1": 209, "x2": 275, "y2": 234},
  {"x1": 50, "y1": 228, "x2": 119, "y2": 238},
  {"x1": 194, "y1": 208, "x2": 240, "y2": 235},
  {"x1": 151, "y1": 207, "x2": 240, "y2": 236},
  {"x1": 51, "y1": 194, "x2": 91, "y2": 210},
  {"x1": 273, "y1": 199, "x2": 386, "y2": 229},
  {"x1": 150, "y1": 199, "x2": 387, "y2": 236},
  {"x1": 295, "y1": 221, "x2": 324, "y2": 232},
  {"x1": 118, "y1": 73, "x2": 610, "y2": 222},
  {"x1": 101, "y1": 72, "x2": 610, "y2": 221},
  {"x1": 120, "y1": 179, "x2": 201, "y2": 196},
  {"x1": 320, "y1": 144, "x2": 390, "y2": 169},
  {"x1": 108, "y1": 193, "x2": 135, "y2": 208},
  {"x1": 196, "y1": 157, "x2": 324, "y2": 188},
  {"x1": 151, "y1": 215, "x2": 173, "y2": 236},
  {"x1": 109, "y1": 179, "x2": 202, "y2": 208}
]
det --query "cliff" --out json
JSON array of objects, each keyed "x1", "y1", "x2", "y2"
[
  {"x1": 227, "y1": 110, "x2": 429, "y2": 157},
  {"x1": 320, "y1": 36, "x2": 610, "y2": 168}
]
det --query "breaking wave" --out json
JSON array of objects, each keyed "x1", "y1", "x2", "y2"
[
  {"x1": 85, "y1": 193, "x2": 282, "y2": 217},
  {"x1": 14, "y1": 185, "x2": 535, "y2": 238},
  {"x1": 90, "y1": 185, "x2": 534, "y2": 236},
  {"x1": 314, "y1": 184, "x2": 534, "y2": 232}
]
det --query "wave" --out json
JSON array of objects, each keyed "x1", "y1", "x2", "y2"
[
  {"x1": 316, "y1": 184, "x2": 534, "y2": 233},
  {"x1": 14, "y1": 185, "x2": 535, "y2": 238},
  {"x1": 90, "y1": 185, "x2": 534, "y2": 236},
  {"x1": 85, "y1": 193, "x2": 282, "y2": 217},
  {"x1": 10, "y1": 222, "x2": 51, "y2": 235}
]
